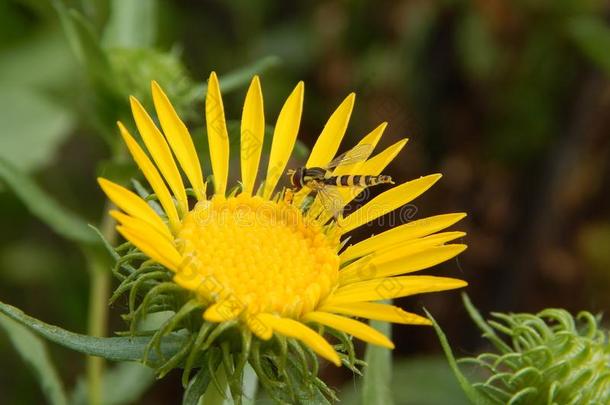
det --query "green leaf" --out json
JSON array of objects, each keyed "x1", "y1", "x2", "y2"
[
  {"x1": 103, "y1": 0, "x2": 157, "y2": 48},
  {"x1": 0, "y1": 299, "x2": 187, "y2": 365},
  {"x1": 70, "y1": 362, "x2": 155, "y2": 405},
  {"x1": 200, "y1": 364, "x2": 232, "y2": 405},
  {"x1": 241, "y1": 363, "x2": 258, "y2": 405},
  {"x1": 425, "y1": 309, "x2": 491, "y2": 405},
  {"x1": 0, "y1": 157, "x2": 98, "y2": 244},
  {"x1": 0, "y1": 313, "x2": 68, "y2": 405},
  {"x1": 362, "y1": 319, "x2": 393, "y2": 405},
  {"x1": 0, "y1": 86, "x2": 74, "y2": 172},
  {"x1": 566, "y1": 16, "x2": 610, "y2": 74}
]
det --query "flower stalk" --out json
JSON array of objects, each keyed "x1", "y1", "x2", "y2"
[{"x1": 85, "y1": 203, "x2": 116, "y2": 405}]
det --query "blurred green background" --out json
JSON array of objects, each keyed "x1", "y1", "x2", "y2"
[{"x1": 1, "y1": 0, "x2": 610, "y2": 403}]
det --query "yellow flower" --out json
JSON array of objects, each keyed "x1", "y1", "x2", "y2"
[{"x1": 99, "y1": 72, "x2": 467, "y2": 367}]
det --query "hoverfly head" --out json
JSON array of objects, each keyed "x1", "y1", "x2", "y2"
[{"x1": 287, "y1": 167, "x2": 303, "y2": 190}]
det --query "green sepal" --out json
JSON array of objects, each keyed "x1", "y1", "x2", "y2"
[
  {"x1": 426, "y1": 307, "x2": 492, "y2": 405},
  {"x1": 182, "y1": 348, "x2": 222, "y2": 405}
]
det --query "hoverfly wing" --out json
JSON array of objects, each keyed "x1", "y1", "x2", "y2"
[
  {"x1": 316, "y1": 185, "x2": 345, "y2": 220},
  {"x1": 324, "y1": 144, "x2": 374, "y2": 170}
]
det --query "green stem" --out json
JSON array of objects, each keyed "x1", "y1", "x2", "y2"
[
  {"x1": 362, "y1": 300, "x2": 393, "y2": 405},
  {"x1": 86, "y1": 205, "x2": 116, "y2": 405}
]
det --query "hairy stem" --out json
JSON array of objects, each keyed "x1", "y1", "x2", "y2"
[{"x1": 87, "y1": 204, "x2": 116, "y2": 405}]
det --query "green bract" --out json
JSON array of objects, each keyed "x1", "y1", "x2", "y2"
[
  {"x1": 111, "y1": 227, "x2": 361, "y2": 404},
  {"x1": 458, "y1": 296, "x2": 610, "y2": 404}
]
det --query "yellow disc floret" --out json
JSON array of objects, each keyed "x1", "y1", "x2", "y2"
[{"x1": 174, "y1": 193, "x2": 340, "y2": 320}]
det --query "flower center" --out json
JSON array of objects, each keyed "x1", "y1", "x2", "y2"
[{"x1": 176, "y1": 193, "x2": 340, "y2": 317}]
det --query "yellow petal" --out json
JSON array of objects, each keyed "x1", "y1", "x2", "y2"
[
  {"x1": 98, "y1": 178, "x2": 171, "y2": 239},
  {"x1": 246, "y1": 313, "x2": 274, "y2": 340},
  {"x1": 151, "y1": 81, "x2": 206, "y2": 200},
  {"x1": 305, "y1": 311, "x2": 394, "y2": 349},
  {"x1": 340, "y1": 174, "x2": 442, "y2": 233},
  {"x1": 116, "y1": 225, "x2": 180, "y2": 272},
  {"x1": 206, "y1": 72, "x2": 230, "y2": 196},
  {"x1": 306, "y1": 93, "x2": 355, "y2": 168},
  {"x1": 257, "y1": 313, "x2": 340, "y2": 366},
  {"x1": 340, "y1": 231, "x2": 465, "y2": 275},
  {"x1": 340, "y1": 213, "x2": 466, "y2": 262},
  {"x1": 263, "y1": 81, "x2": 304, "y2": 199},
  {"x1": 340, "y1": 243, "x2": 467, "y2": 285},
  {"x1": 320, "y1": 302, "x2": 431, "y2": 325},
  {"x1": 109, "y1": 210, "x2": 173, "y2": 244},
  {"x1": 130, "y1": 96, "x2": 188, "y2": 216},
  {"x1": 117, "y1": 122, "x2": 180, "y2": 233},
  {"x1": 326, "y1": 275, "x2": 467, "y2": 305},
  {"x1": 342, "y1": 231, "x2": 465, "y2": 271},
  {"x1": 240, "y1": 76, "x2": 265, "y2": 195},
  {"x1": 203, "y1": 299, "x2": 244, "y2": 323}
]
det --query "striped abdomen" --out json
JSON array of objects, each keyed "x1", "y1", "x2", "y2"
[{"x1": 323, "y1": 175, "x2": 394, "y2": 187}]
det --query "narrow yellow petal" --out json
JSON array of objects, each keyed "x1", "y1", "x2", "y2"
[
  {"x1": 206, "y1": 72, "x2": 230, "y2": 195},
  {"x1": 340, "y1": 232, "x2": 465, "y2": 277},
  {"x1": 203, "y1": 299, "x2": 243, "y2": 323},
  {"x1": 241, "y1": 76, "x2": 265, "y2": 195},
  {"x1": 319, "y1": 302, "x2": 431, "y2": 325},
  {"x1": 109, "y1": 210, "x2": 173, "y2": 244},
  {"x1": 305, "y1": 312, "x2": 394, "y2": 349},
  {"x1": 257, "y1": 313, "x2": 340, "y2": 366},
  {"x1": 340, "y1": 174, "x2": 442, "y2": 233},
  {"x1": 242, "y1": 314, "x2": 272, "y2": 340},
  {"x1": 98, "y1": 178, "x2": 171, "y2": 239},
  {"x1": 340, "y1": 243, "x2": 467, "y2": 285},
  {"x1": 342, "y1": 231, "x2": 466, "y2": 271},
  {"x1": 117, "y1": 122, "x2": 180, "y2": 233},
  {"x1": 340, "y1": 213, "x2": 467, "y2": 262},
  {"x1": 151, "y1": 81, "x2": 206, "y2": 200},
  {"x1": 326, "y1": 275, "x2": 467, "y2": 305},
  {"x1": 130, "y1": 96, "x2": 188, "y2": 216},
  {"x1": 116, "y1": 225, "x2": 180, "y2": 272},
  {"x1": 263, "y1": 81, "x2": 304, "y2": 199},
  {"x1": 306, "y1": 93, "x2": 355, "y2": 168}
]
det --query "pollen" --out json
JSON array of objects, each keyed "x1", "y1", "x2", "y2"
[{"x1": 176, "y1": 193, "x2": 340, "y2": 318}]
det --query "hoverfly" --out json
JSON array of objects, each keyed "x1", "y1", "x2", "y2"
[{"x1": 286, "y1": 144, "x2": 394, "y2": 219}]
